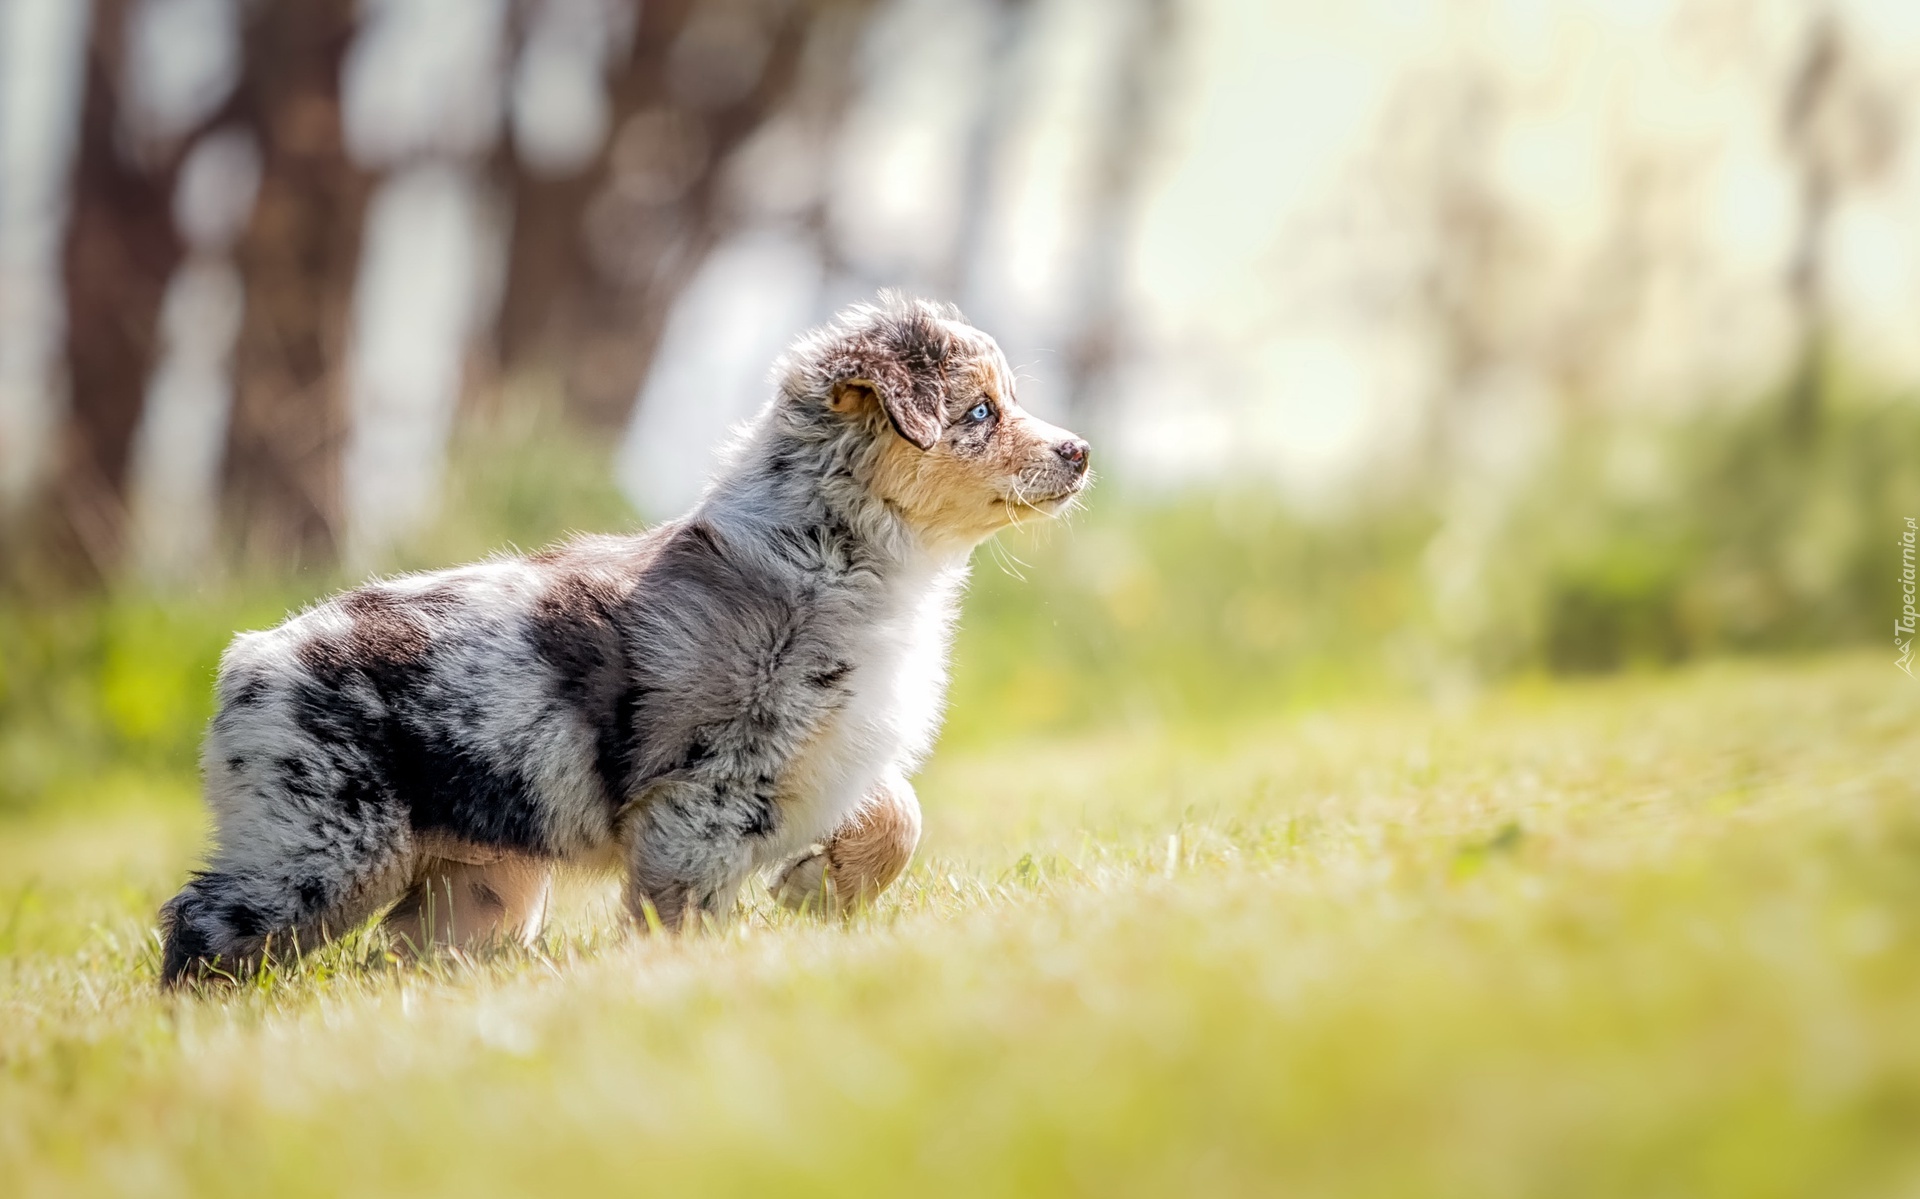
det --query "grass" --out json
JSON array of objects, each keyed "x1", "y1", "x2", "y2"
[{"x1": 2, "y1": 650, "x2": 1916, "y2": 1197}]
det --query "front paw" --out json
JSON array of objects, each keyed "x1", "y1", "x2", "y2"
[{"x1": 773, "y1": 847, "x2": 835, "y2": 913}]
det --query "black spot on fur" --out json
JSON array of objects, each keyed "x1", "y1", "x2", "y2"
[
  {"x1": 400, "y1": 740, "x2": 554, "y2": 854},
  {"x1": 524, "y1": 558, "x2": 642, "y2": 808},
  {"x1": 740, "y1": 794, "x2": 776, "y2": 838},
  {"x1": 285, "y1": 675, "x2": 388, "y2": 757},
  {"x1": 808, "y1": 660, "x2": 852, "y2": 689},
  {"x1": 224, "y1": 899, "x2": 266, "y2": 938},
  {"x1": 335, "y1": 774, "x2": 380, "y2": 820},
  {"x1": 595, "y1": 684, "x2": 642, "y2": 804},
  {"x1": 274, "y1": 676, "x2": 424, "y2": 833},
  {"x1": 272, "y1": 755, "x2": 331, "y2": 808},
  {"x1": 279, "y1": 669, "x2": 549, "y2": 853},
  {"x1": 679, "y1": 732, "x2": 714, "y2": 771},
  {"x1": 228, "y1": 673, "x2": 268, "y2": 707},
  {"x1": 296, "y1": 878, "x2": 327, "y2": 915},
  {"x1": 677, "y1": 520, "x2": 724, "y2": 560}
]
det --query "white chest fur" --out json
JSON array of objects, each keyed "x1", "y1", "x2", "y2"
[{"x1": 768, "y1": 558, "x2": 966, "y2": 861}]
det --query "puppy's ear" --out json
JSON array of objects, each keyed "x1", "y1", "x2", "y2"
[
  {"x1": 826, "y1": 321, "x2": 946, "y2": 451},
  {"x1": 875, "y1": 379, "x2": 942, "y2": 451},
  {"x1": 830, "y1": 374, "x2": 940, "y2": 451}
]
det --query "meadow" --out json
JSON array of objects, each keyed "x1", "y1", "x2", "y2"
[
  {"x1": 3, "y1": 651, "x2": 1917, "y2": 1197},
  {"x1": 3, "y1": 404, "x2": 1918, "y2": 1197}
]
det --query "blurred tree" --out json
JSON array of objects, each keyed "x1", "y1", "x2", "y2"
[
  {"x1": 44, "y1": 0, "x2": 195, "y2": 585},
  {"x1": 1535, "y1": 151, "x2": 1668, "y2": 418},
  {"x1": 1373, "y1": 68, "x2": 1527, "y2": 478},
  {"x1": 1062, "y1": 0, "x2": 1177, "y2": 425},
  {"x1": 491, "y1": 0, "x2": 649, "y2": 424},
  {"x1": 1778, "y1": 10, "x2": 1900, "y2": 436},
  {"x1": 218, "y1": 0, "x2": 371, "y2": 570},
  {"x1": 24, "y1": 0, "x2": 367, "y2": 583},
  {"x1": 947, "y1": 0, "x2": 1037, "y2": 307},
  {"x1": 496, "y1": 0, "x2": 867, "y2": 430},
  {"x1": 779, "y1": 4, "x2": 872, "y2": 288}
]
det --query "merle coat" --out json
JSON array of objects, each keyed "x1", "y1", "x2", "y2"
[{"x1": 158, "y1": 295, "x2": 1089, "y2": 984}]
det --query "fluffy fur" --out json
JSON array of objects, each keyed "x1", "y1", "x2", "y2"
[{"x1": 158, "y1": 294, "x2": 1090, "y2": 985}]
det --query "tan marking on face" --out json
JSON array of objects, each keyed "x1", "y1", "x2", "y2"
[{"x1": 863, "y1": 344, "x2": 1088, "y2": 546}]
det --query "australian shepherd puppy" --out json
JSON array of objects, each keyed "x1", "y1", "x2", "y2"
[{"x1": 159, "y1": 294, "x2": 1090, "y2": 985}]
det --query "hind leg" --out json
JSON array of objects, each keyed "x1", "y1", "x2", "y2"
[
  {"x1": 775, "y1": 772, "x2": 921, "y2": 914},
  {"x1": 383, "y1": 855, "x2": 552, "y2": 958},
  {"x1": 159, "y1": 805, "x2": 413, "y2": 987}
]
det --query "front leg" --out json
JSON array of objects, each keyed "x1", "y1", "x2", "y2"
[
  {"x1": 775, "y1": 771, "x2": 922, "y2": 914},
  {"x1": 623, "y1": 780, "x2": 768, "y2": 931}
]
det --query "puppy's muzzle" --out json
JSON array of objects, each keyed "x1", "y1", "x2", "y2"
[{"x1": 1020, "y1": 438, "x2": 1092, "y2": 508}]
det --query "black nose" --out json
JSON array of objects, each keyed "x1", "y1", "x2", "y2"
[{"x1": 1055, "y1": 438, "x2": 1090, "y2": 472}]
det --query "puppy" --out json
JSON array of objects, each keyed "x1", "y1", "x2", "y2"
[{"x1": 158, "y1": 294, "x2": 1090, "y2": 985}]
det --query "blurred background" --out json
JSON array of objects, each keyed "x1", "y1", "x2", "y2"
[{"x1": 2, "y1": 0, "x2": 1917, "y2": 817}]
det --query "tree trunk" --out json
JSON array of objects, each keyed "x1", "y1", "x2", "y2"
[
  {"x1": 47, "y1": 0, "x2": 188, "y2": 584},
  {"x1": 495, "y1": 0, "x2": 840, "y2": 431},
  {"x1": 494, "y1": 0, "x2": 696, "y2": 427},
  {"x1": 1062, "y1": 0, "x2": 1176, "y2": 425},
  {"x1": 948, "y1": 0, "x2": 1037, "y2": 308},
  {"x1": 1780, "y1": 16, "x2": 1841, "y2": 439},
  {"x1": 220, "y1": 0, "x2": 371, "y2": 570}
]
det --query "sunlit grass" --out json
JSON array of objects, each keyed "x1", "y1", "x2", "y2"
[{"x1": 2, "y1": 653, "x2": 1915, "y2": 1197}]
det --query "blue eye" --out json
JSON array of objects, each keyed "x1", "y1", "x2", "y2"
[{"x1": 968, "y1": 402, "x2": 992, "y2": 423}]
